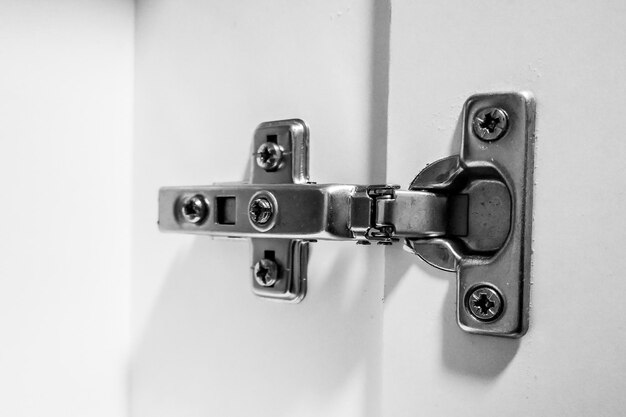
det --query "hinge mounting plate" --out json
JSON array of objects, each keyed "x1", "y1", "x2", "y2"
[{"x1": 407, "y1": 92, "x2": 535, "y2": 337}]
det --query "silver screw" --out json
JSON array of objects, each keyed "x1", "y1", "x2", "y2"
[
  {"x1": 472, "y1": 107, "x2": 509, "y2": 141},
  {"x1": 256, "y1": 142, "x2": 283, "y2": 171},
  {"x1": 467, "y1": 285, "x2": 503, "y2": 321},
  {"x1": 249, "y1": 197, "x2": 274, "y2": 225},
  {"x1": 254, "y1": 258, "x2": 278, "y2": 287},
  {"x1": 180, "y1": 195, "x2": 208, "y2": 224}
]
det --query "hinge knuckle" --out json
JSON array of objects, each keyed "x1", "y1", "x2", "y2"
[{"x1": 373, "y1": 190, "x2": 448, "y2": 238}]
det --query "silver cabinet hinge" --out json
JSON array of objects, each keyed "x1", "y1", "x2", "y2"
[{"x1": 158, "y1": 92, "x2": 536, "y2": 337}]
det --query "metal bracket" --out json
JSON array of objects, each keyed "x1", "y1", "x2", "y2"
[{"x1": 158, "y1": 92, "x2": 536, "y2": 337}]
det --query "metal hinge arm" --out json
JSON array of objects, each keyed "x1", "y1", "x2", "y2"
[
  {"x1": 370, "y1": 189, "x2": 448, "y2": 239},
  {"x1": 159, "y1": 184, "x2": 449, "y2": 242}
]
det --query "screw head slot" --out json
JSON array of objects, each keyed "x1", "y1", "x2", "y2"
[
  {"x1": 256, "y1": 142, "x2": 283, "y2": 171},
  {"x1": 467, "y1": 285, "x2": 503, "y2": 321},
  {"x1": 254, "y1": 258, "x2": 278, "y2": 287},
  {"x1": 249, "y1": 196, "x2": 274, "y2": 226},
  {"x1": 472, "y1": 107, "x2": 509, "y2": 141},
  {"x1": 180, "y1": 195, "x2": 208, "y2": 224}
]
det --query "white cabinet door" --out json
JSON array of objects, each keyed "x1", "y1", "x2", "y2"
[
  {"x1": 134, "y1": 0, "x2": 626, "y2": 416},
  {"x1": 132, "y1": 1, "x2": 387, "y2": 416},
  {"x1": 383, "y1": 1, "x2": 626, "y2": 416},
  {"x1": 0, "y1": 2, "x2": 132, "y2": 416}
]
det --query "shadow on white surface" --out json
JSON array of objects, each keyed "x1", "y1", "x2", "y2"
[
  {"x1": 133, "y1": 238, "x2": 382, "y2": 417},
  {"x1": 384, "y1": 245, "x2": 520, "y2": 380}
]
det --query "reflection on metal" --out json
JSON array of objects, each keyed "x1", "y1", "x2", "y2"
[{"x1": 158, "y1": 92, "x2": 536, "y2": 337}]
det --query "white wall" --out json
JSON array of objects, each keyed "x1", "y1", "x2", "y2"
[
  {"x1": 0, "y1": 1, "x2": 133, "y2": 416},
  {"x1": 383, "y1": 1, "x2": 626, "y2": 416},
  {"x1": 132, "y1": 1, "x2": 388, "y2": 416}
]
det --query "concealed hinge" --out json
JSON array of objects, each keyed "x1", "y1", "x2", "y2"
[{"x1": 158, "y1": 92, "x2": 536, "y2": 337}]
